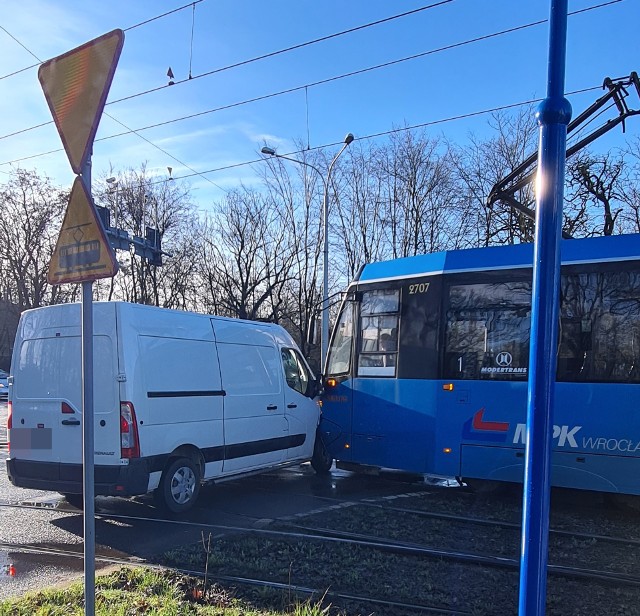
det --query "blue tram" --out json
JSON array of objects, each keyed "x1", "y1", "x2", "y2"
[{"x1": 319, "y1": 233, "x2": 640, "y2": 495}]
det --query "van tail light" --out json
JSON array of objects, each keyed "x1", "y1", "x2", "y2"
[
  {"x1": 6, "y1": 401, "x2": 11, "y2": 453},
  {"x1": 120, "y1": 402, "x2": 140, "y2": 459},
  {"x1": 61, "y1": 402, "x2": 75, "y2": 414}
]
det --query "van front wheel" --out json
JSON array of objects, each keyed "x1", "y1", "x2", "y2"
[
  {"x1": 61, "y1": 493, "x2": 84, "y2": 509},
  {"x1": 310, "y1": 435, "x2": 333, "y2": 475},
  {"x1": 156, "y1": 457, "x2": 201, "y2": 513}
]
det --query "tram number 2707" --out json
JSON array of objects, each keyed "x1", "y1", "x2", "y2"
[{"x1": 408, "y1": 282, "x2": 430, "y2": 295}]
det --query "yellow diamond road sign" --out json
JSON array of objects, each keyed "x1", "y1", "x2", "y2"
[
  {"x1": 48, "y1": 177, "x2": 119, "y2": 285},
  {"x1": 38, "y1": 29, "x2": 124, "y2": 174}
]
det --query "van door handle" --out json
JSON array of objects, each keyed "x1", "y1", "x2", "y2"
[
  {"x1": 62, "y1": 419, "x2": 80, "y2": 426},
  {"x1": 287, "y1": 403, "x2": 297, "y2": 409},
  {"x1": 267, "y1": 405, "x2": 278, "y2": 411}
]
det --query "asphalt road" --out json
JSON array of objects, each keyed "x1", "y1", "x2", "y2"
[{"x1": 0, "y1": 401, "x2": 431, "y2": 600}]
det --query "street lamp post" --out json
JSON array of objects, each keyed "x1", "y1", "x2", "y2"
[
  {"x1": 262, "y1": 134, "x2": 354, "y2": 372},
  {"x1": 106, "y1": 176, "x2": 119, "y2": 228}
]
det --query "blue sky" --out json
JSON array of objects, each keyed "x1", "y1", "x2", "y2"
[{"x1": 0, "y1": 0, "x2": 638, "y2": 212}]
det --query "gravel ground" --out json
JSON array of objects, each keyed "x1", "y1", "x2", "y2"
[{"x1": 163, "y1": 484, "x2": 640, "y2": 616}]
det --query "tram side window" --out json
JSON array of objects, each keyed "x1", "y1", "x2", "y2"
[
  {"x1": 358, "y1": 289, "x2": 400, "y2": 377},
  {"x1": 326, "y1": 303, "x2": 354, "y2": 375},
  {"x1": 558, "y1": 270, "x2": 640, "y2": 383},
  {"x1": 444, "y1": 281, "x2": 531, "y2": 380}
]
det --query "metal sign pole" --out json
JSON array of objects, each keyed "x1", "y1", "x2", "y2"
[
  {"x1": 518, "y1": 1, "x2": 571, "y2": 615},
  {"x1": 81, "y1": 158, "x2": 96, "y2": 616},
  {"x1": 39, "y1": 32, "x2": 124, "y2": 616}
]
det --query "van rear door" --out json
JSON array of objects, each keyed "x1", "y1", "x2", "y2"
[{"x1": 10, "y1": 305, "x2": 119, "y2": 469}]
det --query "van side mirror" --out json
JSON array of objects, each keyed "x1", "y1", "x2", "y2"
[{"x1": 307, "y1": 375, "x2": 323, "y2": 398}]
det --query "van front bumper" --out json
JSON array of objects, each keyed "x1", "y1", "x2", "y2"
[{"x1": 6, "y1": 458, "x2": 151, "y2": 496}]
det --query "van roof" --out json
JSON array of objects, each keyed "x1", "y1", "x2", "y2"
[{"x1": 19, "y1": 301, "x2": 296, "y2": 348}]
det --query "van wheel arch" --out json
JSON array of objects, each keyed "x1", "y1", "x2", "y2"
[
  {"x1": 168, "y1": 444, "x2": 205, "y2": 477},
  {"x1": 155, "y1": 446, "x2": 204, "y2": 513}
]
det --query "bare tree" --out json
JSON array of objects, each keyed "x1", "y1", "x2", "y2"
[
  {"x1": 196, "y1": 186, "x2": 295, "y2": 322},
  {"x1": 333, "y1": 140, "x2": 388, "y2": 278},
  {"x1": 0, "y1": 169, "x2": 73, "y2": 312},
  {"x1": 609, "y1": 140, "x2": 640, "y2": 235},
  {"x1": 93, "y1": 164, "x2": 197, "y2": 307},
  {"x1": 564, "y1": 151, "x2": 624, "y2": 237},
  {"x1": 259, "y1": 152, "x2": 323, "y2": 359},
  {"x1": 451, "y1": 107, "x2": 538, "y2": 246},
  {"x1": 375, "y1": 130, "x2": 460, "y2": 257}
]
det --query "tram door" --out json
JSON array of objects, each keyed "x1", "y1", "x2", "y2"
[
  {"x1": 350, "y1": 287, "x2": 402, "y2": 467},
  {"x1": 350, "y1": 280, "x2": 442, "y2": 473}
]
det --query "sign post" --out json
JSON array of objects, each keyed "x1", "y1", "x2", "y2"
[
  {"x1": 81, "y1": 159, "x2": 96, "y2": 615},
  {"x1": 518, "y1": 2, "x2": 571, "y2": 615},
  {"x1": 40, "y1": 29, "x2": 124, "y2": 616}
]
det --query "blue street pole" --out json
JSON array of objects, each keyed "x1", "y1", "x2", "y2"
[{"x1": 518, "y1": 2, "x2": 572, "y2": 615}]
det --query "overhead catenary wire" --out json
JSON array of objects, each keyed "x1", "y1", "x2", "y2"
[
  {"x1": 0, "y1": 0, "x2": 457, "y2": 143},
  {"x1": 188, "y1": 2, "x2": 196, "y2": 79},
  {"x1": 0, "y1": 86, "x2": 600, "y2": 172},
  {"x1": 0, "y1": 22, "x2": 226, "y2": 192},
  {"x1": 0, "y1": 25, "x2": 41, "y2": 62},
  {"x1": 104, "y1": 113, "x2": 228, "y2": 193},
  {"x1": 110, "y1": 0, "x2": 456, "y2": 105},
  {"x1": 144, "y1": 85, "x2": 604, "y2": 187},
  {"x1": 123, "y1": 0, "x2": 206, "y2": 33},
  {"x1": 0, "y1": 0, "x2": 621, "y2": 168},
  {"x1": 107, "y1": 0, "x2": 619, "y2": 108},
  {"x1": 0, "y1": 0, "x2": 208, "y2": 81}
]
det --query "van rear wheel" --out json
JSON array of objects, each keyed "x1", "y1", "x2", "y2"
[{"x1": 156, "y1": 457, "x2": 201, "y2": 513}]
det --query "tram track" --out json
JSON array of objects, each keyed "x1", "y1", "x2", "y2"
[
  {"x1": 1, "y1": 500, "x2": 639, "y2": 588},
  {"x1": 8, "y1": 495, "x2": 637, "y2": 552},
  {"x1": 354, "y1": 501, "x2": 640, "y2": 547},
  {"x1": 2, "y1": 457, "x2": 639, "y2": 613},
  {"x1": 2, "y1": 486, "x2": 640, "y2": 614},
  {"x1": 239, "y1": 473, "x2": 640, "y2": 546},
  {"x1": 274, "y1": 521, "x2": 640, "y2": 586},
  {"x1": 0, "y1": 540, "x2": 470, "y2": 615},
  {"x1": 2, "y1": 457, "x2": 638, "y2": 552}
]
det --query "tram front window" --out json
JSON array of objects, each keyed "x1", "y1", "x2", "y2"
[{"x1": 327, "y1": 303, "x2": 354, "y2": 375}]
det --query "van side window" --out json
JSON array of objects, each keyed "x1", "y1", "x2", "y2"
[
  {"x1": 218, "y1": 343, "x2": 281, "y2": 395},
  {"x1": 281, "y1": 348, "x2": 310, "y2": 396}
]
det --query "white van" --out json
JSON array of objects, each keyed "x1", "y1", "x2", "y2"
[{"x1": 6, "y1": 302, "x2": 323, "y2": 512}]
